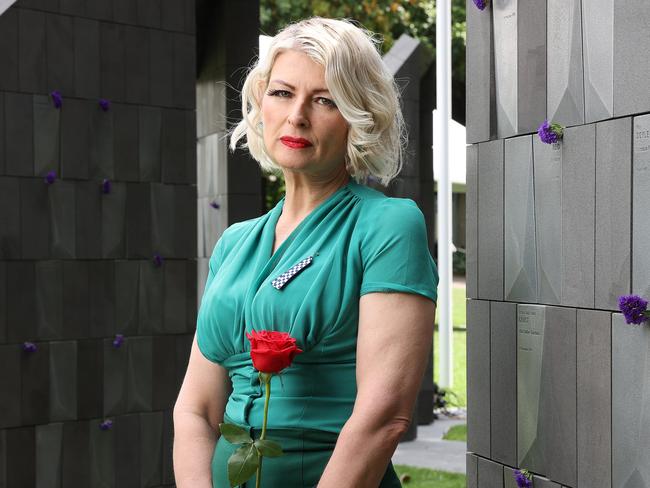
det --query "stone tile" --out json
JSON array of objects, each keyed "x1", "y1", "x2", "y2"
[
  {"x1": 184, "y1": 0, "x2": 195, "y2": 34},
  {"x1": 7, "y1": 262, "x2": 36, "y2": 342},
  {"x1": 103, "y1": 338, "x2": 128, "y2": 417},
  {"x1": 187, "y1": 259, "x2": 198, "y2": 330},
  {"x1": 35, "y1": 422, "x2": 63, "y2": 488},
  {"x1": 21, "y1": 341, "x2": 50, "y2": 425},
  {"x1": 62, "y1": 421, "x2": 90, "y2": 486},
  {"x1": 477, "y1": 457, "x2": 502, "y2": 487},
  {"x1": 138, "y1": 261, "x2": 163, "y2": 335},
  {"x1": 162, "y1": 410, "x2": 174, "y2": 484},
  {"x1": 124, "y1": 25, "x2": 149, "y2": 105},
  {"x1": 140, "y1": 412, "x2": 163, "y2": 487},
  {"x1": 466, "y1": 452, "x2": 478, "y2": 488},
  {"x1": 62, "y1": 261, "x2": 89, "y2": 339},
  {"x1": 0, "y1": 345, "x2": 21, "y2": 428},
  {"x1": 115, "y1": 414, "x2": 140, "y2": 488},
  {"x1": 113, "y1": 0, "x2": 137, "y2": 24},
  {"x1": 137, "y1": 0, "x2": 161, "y2": 28},
  {"x1": 174, "y1": 185, "x2": 197, "y2": 258},
  {"x1": 89, "y1": 103, "x2": 114, "y2": 180},
  {"x1": 0, "y1": 177, "x2": 21, "y2": 259},
  {"x1": 532, "y1": 476, "x2": 562, "y2": 488},
  {"x1": 0, "y1": 93, "x2": 4, "y2": 175},
  {"x1": 466, "y1": 144, "x2": 478, "y2": 299},
  {"x1": 49, "y1": 341, "x2": 77, "y2": 422},
  {"x1": 152, "y1": 336, "x2": 177, "y2": 410},
  {"x1": 61, "y1": 98, "x2": 90, "y2": 179},
  {"x1": 185, "y1": 109, "x2": 197, "y2": 184},
  {"x1": 115, "y1": 260, "x2": 139, "y2": 335},
  {"x1": 126, "y1": 337, "x2": 152, "y2": 412},
  {"x1": 595, "y1": 117, "x2": 631, "y2": 309},
  {"x1": 6, "y1": 427, "x2": 35, "y2": 487},
  {"x1": 150, "y1": 183, "x2": 175, "y2": 258},
  {"x1": 0, "y1": 9, "x2": 19, "y2": 91},
  {"x1": 467, "y1": 299, "x2": 490, "y2": 457},
  {"x1": 101, "y1": 181, "x2": 127, "y2": 258},
  {"x1": 74, "y1": 17, "x2": 100, "y2": 100},
  {"x1": 138, "y1": 106, "x2": 162, "y2": 182},
  {"x1": 113, "y1": 103, "x2": 139, "y2": 182},
  {"x1": 88, "y1": 261, "x2": 115, "y2": 338},
  {"x1": 163, "y1": 261, "x2": 187, "y2": 334},
  {"x1": 100, "y1": 23, "x2": 126, "y2": 102},
  {"x1": 35, "y1": 261, "x2": 63, "y2": 340},
  {"x1": 76, "y1": 180, "x2": 103, "y2": 259},
  {"x1": 46, "y1": 13, "x2": 74, "y2": 95},
  {"x1": 33, "y1": 94, "x2": 60, "y2": 178},
  {"x1": 633, "y1": 114, "x2": 650, "y2": 298},
  {"x1": 175, "y1": 334, "x2": 193, "y2": 392},
  {"x1": 89, "y1": 419, "x2": 115, "y2": 488},
  {"x1": 0, "y1": 262, "x2": 5, "y2": 342},
  {"x1": 125, "y1": 183, "x2": 152, "y2": 258},
  {"x1": 48, "y1": 180, "x2": 76, "y2": 259},
  {"x1": 86, "y1": 0, "x2": 112, "y2": 21},
  {"x1": 5, "y1": 92, "x2": 33, "y2": 177},
  {"x1": 18, "y1": 9, "x2": 46, "y2": 93},
  {"x1": 149, "y1": 30, "x2": 174, "y2": 107},
  {"x1": 77, "y1": 340, "x2": 103, "y2": 419},
  {"x1": 503, "y1": 466, "x2": 523, "y2": 488},
  {"x1": 161, "y1": 108, "x2": 187, "y2": 183},
  {"x1": 173, "y1": 33, "x2": 196, "y2": 109},
  {"x1": 60, "y1": 0, "x2": 86, "y2": 16}
]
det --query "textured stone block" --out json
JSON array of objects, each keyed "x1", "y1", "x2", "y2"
[
  {"x1": 126, "y1": 183, "x2": 152, "y2": 258},
  {"x1": 49, "y1": 341, "x2": 77, "y2": 422},
  {"x1": 18, "y1": 9, "x2": 46, "y2": 93},
  {"x1": 127, "y1": 337, "x2": 152, "y2": 412},
  {"x1": 633, "y1": 114, "x2": 650, "y2": 299},
  {"x1": 74, "y1": 17, "x2": 100, "y2": 99},
  {"x1": 0, "y1": 345, "x2": 21, "y2": 428},
  {"x1": 104, "y1": 338, "x2": 128, "y2": 417},
  {"x1": 100, "y1": 23, "x2": 126, "y2": 102},
  {"x1": 46, "y1": 13, "x2": 74, "y2": 95},
  {"x1": 562, "y1": 124, "x2": 595, "y2": 308},
  {"x1": 5, "y1": 92, "x2": 33, "y2": 177},
  {"x1": 0, "y1": 8, "x2": 18, "y2": 91},
  {"x1": 49, "y1": 181, "x2": 76, "y2": 259},
  {"x1": 89, "y1": 418, "x2": 115, "y2": 488},
  {"x1": 115, "y1": 260, "x2": 139, "y2": 335},
  {"x1": 88, "y1": 261, "x2": 115, "y2": 338},
  {"x1": 467, "y1": 299, "x2": 490, "y2": 457},
  {"x1": 139, "y1": 107, "x2": 162, "y2": 181},
  {"x1": 577, "y1": 310, "x2": 612, "y2": 488},
  {"x1": 89, "y1": 104, "x2": 114, "y2": 180},
  {"x1": 7, "y1": 262, "x2": 36, "y2": 342},
  {"x1": 62, "y1": 421, "x2": 90, "y2": 486},
  {"x1": 478, "y1": 140, "x2": 504, "y2": 301},
  {"x1": 140, "y1": 412, "x2": 163, "y2": 487},
  {"x1": 613, "y1": 313, "x2": 650, "y2": 488},
  {"x1": 466, "y1": 144, "x2": 478, "y2": 298},
  {"x1": 61, "y1": 98, "x2": 90, "y2": 179},
  {"x1": 173, "y1": 33, "x2": 196, "y2": 109},
  {"x1": 35, "y1": 422, "x2": 63, "y2": 488},
  {"x1": 138, "y1": 261, "x2": 164, "y2": 335},
  {"x1": 0, "y1": 177, "x2": 20, "y2": 258},
  {"x1": 149, "y1": 30, "x2": 174, "y2": 107},
  {"x1": 21, "y1": 342, "x2": 50, "y2": 425},
  {"x1": 124, "y1": 25, "x2": 149, "y2": 105},
  {"x1": 504, "y1": 136, "x2": 537, "y2": 302},
  {"x1": 595, "y1": 117, "x2": 631, "y2": 309},
  {"x1": 113, "y1": 104, "x2": 139, "y2": 182},
  {"x1": 101, "y1": 181, "x2": 127, "y2": 258},
  {"x1": 490, "y1": 302, "x2": 517, "y2": 466},
  {"x1": 115, "y1": 414, "x2": 140, "y2": 488},
  {"x1": 62, "y1": 261, "x2": 89, "y2": 339},
  {"x1": 547, "y1": 0, "x2": 585, "y2": 127},
  {"x1": 77, "y1": 340, "x2": 103, "y2": 419},
  {"x1": 477, "y1": 457, "x2": 502, "y2": 487},
  {"x1": 162, "y1": 109, "x2": 187, "y2": 183},
  {"x1": 35, "y1": 261, "x2": 63, "y2": 340},
  {"x1": 6, "y1": 427, "x2": 35, "y2": 487},
  {"x1": 33, "y1": 95, "x2": 60, "y2": 178}
]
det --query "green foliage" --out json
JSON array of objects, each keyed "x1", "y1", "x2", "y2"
[
  {"x1": 393, "y1": 464, "x2": 466, "y2": 488},
  {"x1": 219, "y1": 423, "x2": 253, "y2": 444},
  {"x1": 227, "y1": 443, "x2": 260, "y2": 486},
  {"x1": 254, "y1": 439, "x2": 284, "y2": 457},
  {"x1": 442, "y1": 424, "x2": 467, "y2": 442}
]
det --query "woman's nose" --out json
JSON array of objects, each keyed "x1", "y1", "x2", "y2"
[{"x1": 287, "y1": 101, "x2": 310, "y2": 128}]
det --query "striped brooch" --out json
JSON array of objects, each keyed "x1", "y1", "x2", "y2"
[{"x1": 271, "y1": 256, "x2": 314, "y2": 290}]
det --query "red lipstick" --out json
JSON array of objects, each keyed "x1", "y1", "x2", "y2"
[{"x1": 280, "y1": 136, "x2": 313, "y2": 149}]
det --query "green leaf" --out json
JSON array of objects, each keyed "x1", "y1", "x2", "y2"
[
  {"x1": 219, "y1": 423, "x2": 253, "y2": 445},
  {"x1": 254, "y1": 439, "x2": 284, "y2": 457},
  {"x1": 227, "y1": 443, "x2": 260, "y2": 486}
]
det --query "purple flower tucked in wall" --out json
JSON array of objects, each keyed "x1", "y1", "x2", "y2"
[
  {"x1": 22, "y1": 342, "x2": 38, "y2": 353},
  {"x1": 153, "y1": 253, "x2": 164, "y2": 267},
  {"x1": 99, "y1": 419, "x2": 114, "y2": 431},
  {"x1": 112, "y1": 334, "x2": 125, "y2": 348},
  {"x1": 473, "y1": 0, "x2": 488, "y2": 10},
  {"x1": 513, "y1": 469, "x2": 533, "y2": 488},
  {"x1": 44, "y1": 170, "x2": 57, "y2": 184},
  {"x1": 102, "y1": 179, "x2": 112, "y2": 194},
  {"x1": 618, "y1": 295, "x2": 650, "y2": 325},
  {"x1": 209, "y1": 200, "x2": 220, "y2": 209},
  {"x1": 99, "y1": 98, "x2": 111, "y2": 112},
  {"x1": 50, "y1": 90, "x2": 63, "y2": 109},
  {"x1": 537, "y1": 120, "x2": 564, "y2": 144}
]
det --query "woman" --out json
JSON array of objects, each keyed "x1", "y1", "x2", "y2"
[{"x1": 173, "y1": 17, "x2": 439, "y2": 488}]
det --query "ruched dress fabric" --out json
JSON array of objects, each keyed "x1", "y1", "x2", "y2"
[{"x1": 196, "y1": 179, "x2": 439, "y2": 488}]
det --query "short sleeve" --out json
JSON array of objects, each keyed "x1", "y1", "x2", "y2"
[{"x1": 360, "y1": 199, "x2": 439, "y2": 303}]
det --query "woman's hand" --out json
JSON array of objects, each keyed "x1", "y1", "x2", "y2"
[{"x1": 318, "y1": 291, "x2": 436, "y2": 488}]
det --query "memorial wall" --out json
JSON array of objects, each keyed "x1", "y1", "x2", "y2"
[{"x1": 466, "y1": 1, "x2": 650, "y2": 486}]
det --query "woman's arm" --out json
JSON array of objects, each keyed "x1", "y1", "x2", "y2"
[
  {"x1": 318, "y1": 291, "x2": 436, "y2": 488},
  {"x1": 173, "y1": 334, "x2": 232, "y2": 488}
]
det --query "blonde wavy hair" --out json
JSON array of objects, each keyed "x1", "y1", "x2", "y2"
[{"x1": 229, "y1": 17, "x2": 406, "y2": 186}]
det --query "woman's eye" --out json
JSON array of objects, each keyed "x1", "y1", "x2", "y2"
[
  {"x1": 267, "y1": 89, "x2": 291, "y2": 98},
  {"x1": 316, "y1": 97, "x2": 336, "y2": 107}
]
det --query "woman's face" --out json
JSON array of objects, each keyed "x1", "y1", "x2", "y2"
[{"x1": 260, "y1": 49, "x2": 349, "y2": 177}]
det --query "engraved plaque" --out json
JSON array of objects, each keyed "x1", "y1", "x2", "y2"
[
  {"x1": 633, "y1": 115, "x2": 650, "y2": 298},
  {"x1": 582, "y1": 0, "x2": 613, "y2": 122}
]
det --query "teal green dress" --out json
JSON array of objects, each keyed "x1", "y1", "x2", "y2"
[{"x1": 196, "y1": 179, "x2": 439, "y2": 487}]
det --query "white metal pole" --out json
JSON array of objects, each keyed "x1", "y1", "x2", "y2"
[{"x1": 435, "y1": 0, "x2": 453, "y2": 388}]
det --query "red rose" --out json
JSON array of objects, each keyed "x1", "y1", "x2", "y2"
[{"x1": 245, "y1": 330, "x2": 303, "y2": 373}]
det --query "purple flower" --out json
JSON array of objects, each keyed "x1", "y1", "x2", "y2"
[
  {"x1": 473, "y1": 0, "x2": 488, "y2": 10},
  {"x1": 44, "y1": 170, "x2": 57, "y2": 184},
  {"x1": 112, "y1": 334, "x2": 125, "y2": 348},
  {"x1": 99, "y1": 98, "x2": 111, "y2": 112},
  {"x1": 153, "y1": 253, "x2": 164, "y2": 267},
  {"x1": 618, "y1": 295, "x2": 650, "y2": 325},
  {"x1": 22, "y1": 342, "x2": 38, "y2": 353},
  {"x1": 99, "y1": 419, "x2": 113, "y2": 430},
  {"x1": 513, "y1": 469, "x2": 532, "y2": 488},
  {"x1": 50, "y1": 90, "x2": 63, "y2": 109},
  {"x1": 209, "y1": 200, "x2": 220, "y2": 209},
  {"x1": 537, "y1": 120, "x2": 564, "y2": 144},
  {"x1": 102, "y1": 179, "x2": 112, "y2": 194}
]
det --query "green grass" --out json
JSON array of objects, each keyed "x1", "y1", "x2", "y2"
[
  {"x1": 434, "y1": 286, "x2": 466, "y2": 329},
  {"x1": 442, "y1": 424, "x2": 467, "y2": 442},
  {"x1": 394, "y1": 465, "x2": 466, "y2": 488}
]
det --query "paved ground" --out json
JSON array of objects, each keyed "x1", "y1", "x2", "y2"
[{"x1": 391, "y1": 410, "x2": 467, "y2": 475}]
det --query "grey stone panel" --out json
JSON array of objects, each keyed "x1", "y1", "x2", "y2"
[
  {"x1": 633, "y1": 114, "x2": 650, "y2": 298},
  {"x1": 61, "y1": 98, "x2": 90, "y2": 179},
  {"x1": 577, "y1": 310, "x2": 612, "y2": 488},
  {"x1": 7, "y1": 262, "x2": 36, "y2": 342},
  {"x1": 150, "y1": 183, "x2": 175, "y2": 259},
  {"x1": 5, "y1": 92, "x2": 33, "y2": 177},
  {"x1": 152, "y1": 335, "x2": 177, "y2": 410},
  {"x1": 504, "y1": 136, "x2": 538, "y2": 302},
  {"x1": 614, "y1": 1, "x2": 650, "y2": 116},
  {"x1": 60, "y1": 0, "x2": 86, "y2": 16},
  {"x1": 101, "y1": 181, "x2": 126, "y2": 258},
  {"x1": 175, "y1": 334, "x2": 193, "y2": 392},
  {"x1": 86, "y1": 0, "x2": 112, "y2": 21},
  {"x1": 162, "y1": 109, "x2": 188, "y2": 184},
  {"x1": 466, "y1": 144, "x2": 478, "y2": 298},
  {"x1": 532, "y1": 476, "x2": 562, "y2": 488},
  {"x1": 89, "y1": 418, "x2": 115, "y2": 488},
  {"x1": 162, "y1": 410, "x2": 174, "y2": 484},
  {"x1": 48, "y1": 180, "x2": 76, "y2": 259},
  {"x1": 561, "y1": 124, "x2": 595, "y2": 308},
  {"x1": 62, "y1": 261, "x2": 89, "y2": 339},
  {"x1": 612, "y1": 313, "x2": 650, "y2": 487},
  {"x1": 0, "y1": 177, "x2": 21, "y2": 259},
  {"x1": 113, "y1": 104, "x2": 139, "y2": 182},
  {"x1": 18, "y1": 9, "x2": 46, "y2": 93},
  {"x1": 115, "y1": 260, "x2": 139, "y2": 335},
  {"x1": 76, "y1": 181, "x2": 102, "y2": 259},
  {"x1": 163, "y1": 260, "x2": 187, "y2": 334},
  {"x1": 466, "y1": 0, "x2": 495, "y2": 143},
  {"x1": 139, "y1": 106, "x2": 162, "y2": 182},
  {"x1": 467, "y1": 453, "x2": 478, "y2": 488},
  {"x1": 35, "y1": 422, "x2": 63, "y2": 488},
  {"x1": 532, "y1": 139, "x2": 562, "y2": 305},
  {"x1": 161, "y1": 0, "x2": 185, "y2": 31},
  {"x1": 184, "y1": 0, "x2": 195, "y2": 34},
  {"x1": 174, "y1": 185, "x2": 197, "y2": 258},
  {"x1": 33, "y1": 95, "x2": 60, "y2": 177},
  {"x1": 196, "y1": 76, "x2": 227, "y2": 138},
  {"x1": 490, "y1": 302, "x2": 517, "y2": 466},
  {"x1": 547, "y1": 0, "x2": 585, "y2": 127},
  {"x1": 477, "y1": 457, "x2": 502, "y2": 487},
  {"x1": 5, "y1": 427, "x2": 35, "y2": 488},
  {"x1": 88, "y1": 261, "x2": 115, "y2": 338},
  {"x1": 21, "y1": 342, "x2": 50, "y2": 425},
  {"x1": 62, "y1": 421, "x2": 90, "y2": 486},
  {"x1": 46, "y1": 13, "x2": 74, "y2": 95},
  {"x1": 138, "y1": 261, "x2": 163, "y2": 335},
  {"x1": 77, "y1": 340, "x2": 103, "y2": 419},
  {"x1": 115, "y1": 414, "x2": 141, "y2": 488},
  {"x1": 0, "y1": 262, "x2": 5, "y2": 342},
  {"x1": 185, "y1": 109, "x2": 197, "y2": 185},
  {"x1": 113, "y1": 0, "x2": 137, "y2": 24},
  {"x1": 140, "y1": 412, "x2": 163, "y2": 487},
  {"x1": 595, "y1": 117, "x2": 631, "y2": 309},
  {"x1": 35, "y1": 261, "x2": 63, "y2": 340},
  {"x1": 100, "y1": 23, "x2": 126, "y2": 102},
  {"x1": 49, "y1": 341, "x2": 77, "y2": 422},
  {"x1": 126, "y1": 337, "x2": 152, "y2": 412},
  {"x1": 0, "y1": 94, "x2": 4, "y2": 175},
  {"x1": 73, "y1": 17, "x2": 100, "y2": 99},
  {"x1": 503, "y1": 467, "x2": 522, "y2": 488},
  {"x1": 126, "y1": 183, "x2": 152, "y2": 258},
  {"x1": 467, "y1": 299, "x2": 490, "y2": 457},
  {"x1": 0, "y1": 345, "x2": 21, "y2": 428},
  {"x1": 124, "y1": 25, "x2": 149, "y2": 105},
  {"x1": 137, "y1": 0, "x2": 161, "y2": 28},
  {"x1": 582, "y1": 0, "x2": 614, "y2": 122},
  {"x1": 103, "y1": 338, "x2": 128, "y2": 417},
  {"x1": 0, "y1": 430, "x2": 4, "y2": 487},
  {"x1": 89, "y1": 104, "x2": 115, "y2": 180},
  {"x1": 477, "y1": 140, "x2": 504, "y2": 301},
  {"x1": 149, "y1": 30, "x2": 174, "y2": 107},
  {"x1": 187, "y1": 259, "x2": 198, "y2": 330},
  {"x1": 492, "y1": 0, "x2": 520, "y2": 138},
  {"x1": 0, "y1": 9, "x2": 19, "y2": 91},
  {"x1": 173, "y1": 33, "x2": 196, "y2": 109}
]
